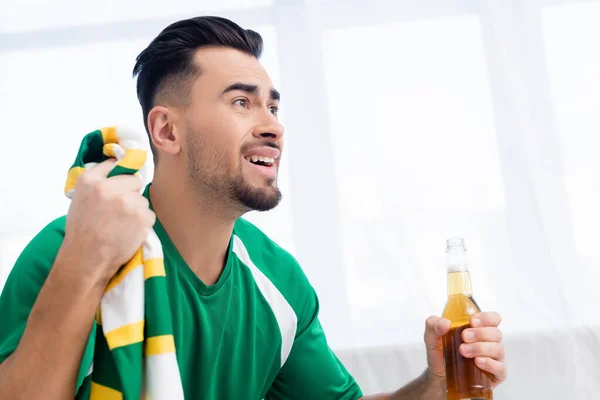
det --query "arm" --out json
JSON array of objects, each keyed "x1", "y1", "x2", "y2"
[
  {"x1": 264, "y1": 255, "x2": 506, "y2": 399},
  {"x1": 362, "y1": 313, "x2": 507, "y2": 400},
  {"x1": 0, "y1": 159, "x2": 155, "y2": 400},
  {"x1": 264, "y1": 304, "x2": 444, "y2": 400},
  {"x1": 0, "y1": 246, "x2": 107, "y2": 400},
  {"x1": 361, "y1": 370, "x2": 445, "y2": 400}
]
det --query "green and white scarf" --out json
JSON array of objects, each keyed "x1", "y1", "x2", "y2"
[{"x1": 65, "y1": 126, "x2": 184, "y2": 400}]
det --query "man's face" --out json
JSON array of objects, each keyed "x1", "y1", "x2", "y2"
[{"x1": 181, "y1": 46, "x2": 284, "y2": 213}]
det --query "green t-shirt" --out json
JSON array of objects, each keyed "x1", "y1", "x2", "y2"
[{"x1": 0, "y1": 184, "x2": 362, "y2": 399}]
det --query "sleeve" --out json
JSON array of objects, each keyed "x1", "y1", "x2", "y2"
[
  {"x1": 0, "y1": 216, "x2": 96, "y2": 397},
  {"x1": 265, "y1": 278, "x2": 363, "y2": 400}
]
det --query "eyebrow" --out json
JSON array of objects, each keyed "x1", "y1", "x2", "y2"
[{"x1": 221, "y1": 82, "x2": 281, "y2": 101}]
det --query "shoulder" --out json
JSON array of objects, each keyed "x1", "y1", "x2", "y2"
[
  {"x1": 233, "y1": 218, "x2": 297, "y2": 266},
  {"x1": 233, "y1": 218, "x2": 316, "y2": 321},
  {"x1": 18, "y1": 216, "x2": 67, "y2": 266},
  {"x1": 3, "y1": 215, "x2": 67, "y2": 291},
  {"x1": 233, "y1": 217, "x2": 305, "y2": 282},
  {"x1": 0, "y1": 216, "x2": 67, "y2": 362}
]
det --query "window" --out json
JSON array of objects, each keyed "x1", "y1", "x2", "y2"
[
  {"x1": 542, "y1": 3, "x2": 600, "y2": 265},
  {"x1": 0, "y1": 0, "x2": 274, "y2": 34},
  {"x1": 542, "y1": 2, "x2": 600, "y2": 323},
  {"x1": 322, "y1": 15, "x2": 505, "y2": 346}
]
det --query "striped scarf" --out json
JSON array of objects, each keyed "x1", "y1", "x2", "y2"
[{"x1": 65, "y1": 127, "x2": 184, "y2": 400}]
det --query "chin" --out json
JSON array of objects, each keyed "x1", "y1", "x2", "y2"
[
  {"x1": 230, "y1": 172, "x2": 282, "y2": 212},
  {"x1": 237, "y1": 186, "x2": 282, "y2": 212}
]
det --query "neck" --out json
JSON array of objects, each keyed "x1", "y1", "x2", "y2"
[{"x1": 150, "y1": 169, "x2": 237, "y2": 286}]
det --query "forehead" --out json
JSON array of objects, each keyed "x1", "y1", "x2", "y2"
[{"x1": 192, "y1": 46, "x2": 273, "y2": 91}]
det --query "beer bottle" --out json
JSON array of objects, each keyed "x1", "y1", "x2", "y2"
[{"x1": 442, "y1": 237, "x2": 492, "y2": 400}]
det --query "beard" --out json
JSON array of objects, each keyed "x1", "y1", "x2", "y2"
[
  {"x1": 186, "y1": 132, "x2": 282, "y2": 214},
  {"x1": 229, "y1": 171, "x2": 282, "y2": 212}
]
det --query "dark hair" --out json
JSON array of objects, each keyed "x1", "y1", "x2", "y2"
[{"x1": 132, "y1": 16, "x2": 263, "y2": 155}]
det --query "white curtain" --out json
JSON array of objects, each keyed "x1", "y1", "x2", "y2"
[{"x1": 1, "y1": 0, "x2": 599, "y2": 398}]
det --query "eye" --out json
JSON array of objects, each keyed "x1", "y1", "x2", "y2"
[
  {"x1": 268, "y1": 105, "x2": 279, "y2": 115},
  {"x1": 234, "y1": 98, "x2": 249, "y2": 108}
]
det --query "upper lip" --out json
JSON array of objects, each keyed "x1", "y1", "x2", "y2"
[{"x1": 243, "y1": 146, "x2": 281, "y2": 160}]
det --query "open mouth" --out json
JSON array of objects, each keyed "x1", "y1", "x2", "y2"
[{"x1": 245, "y1": 155, "x2": 275, "y2": 167}]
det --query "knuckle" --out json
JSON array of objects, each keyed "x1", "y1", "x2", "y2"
[
  {"x1": 117, "y1": 194, "x2": 131, "y2": 212},
  {"x1": 133, "y1": 207, "x2": 145, "y2": 221},
  {"x1": 496, "y1": 328, "x2": 503, "y2": 342},
  {"x1": 138, "y1": 209, "x2": 153, "y2": 225},
  {"x1": 425, "y1": 316, "x2": 438, "y2": 328},
  {"x1": 495, "y1": 344, "x2": 505, "y2": 360},
  {"x1": 484, "y1": 311, "x2": 501, "y2": 326},
  {"x1": 471, "y1": 342, "x2": 483, "y2": 354},
  {"x1": 92, "y1": 181, "x2": 108, "y2": 199},
  {"x1": 77, "y1": 171, "x2": 92, "y2": 186},
  {"x1": 140, "y1": 196, "x2": 150, "y2": 207},
  {"x1": 129, "y1": 175, "x2": 144, "y2": 190}
]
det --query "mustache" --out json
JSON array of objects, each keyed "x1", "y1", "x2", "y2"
[{"x1": 242, "y1": 141, "x2": 281, "y2": 152}]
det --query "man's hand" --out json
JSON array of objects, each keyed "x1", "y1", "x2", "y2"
[
  {"x1": 424, "y1": 312, "x2": 507, "y2": 387},
  {"x1": 61, "y1": 158, "x2": 156, "y2": 285},
  {"x1": 360, "y1": 312, "x2": 506, "y2": 399}
]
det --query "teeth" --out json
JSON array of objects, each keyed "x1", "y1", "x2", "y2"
[{"x1": 245, "y1": 155, "x2": 275, "y2": 165}]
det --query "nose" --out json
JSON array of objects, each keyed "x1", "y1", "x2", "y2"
[{"x1": 252, "y1": 112, "x2": 284, "y2": 141}]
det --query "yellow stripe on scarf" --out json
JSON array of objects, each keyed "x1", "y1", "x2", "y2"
[
  {"x1": 144, "y1": 258, "x2": 166, "y2": 280},
  {"x1": 64, "y1": 166, "x2": 85, "y2": 194},
  {"x1": 96, "y1": 307, "x2": 103, "y2": 326},
  {"x1": 118, "y1": 148, "x2": 147, "y2": 171},
  {"x1": 146, "y1": 335, "x2": 176, "y2": 356},
  {"x1": 104, "y1": 143, "x2": 118, "y2": 158},
  {"x1": 105, "y1": 320, "x2": 145, "y2": 350},
  {"x1": 101, "y1": 126, "x2": 118, "y2": 144},
  {"x1": 105, "y1": 249, "x2": 144, "y2": 294},
  {"x1": 90, "y1": 382, "x2": 123, "y2": 400}
]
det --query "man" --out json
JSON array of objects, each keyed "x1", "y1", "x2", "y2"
[{"x1": 0, "y1": 16, "x2": 506, "y2": 399}]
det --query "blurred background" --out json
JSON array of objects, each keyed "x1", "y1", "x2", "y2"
[{"x1": 1, "y1": 0, "x2": 599, "y2": 398}]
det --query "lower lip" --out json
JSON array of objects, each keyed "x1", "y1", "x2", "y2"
[{"x1": 245, "y1": 159, "x2": 277, "y2": 179}]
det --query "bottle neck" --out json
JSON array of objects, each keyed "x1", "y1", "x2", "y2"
[
  {"x1": 447, "y1": 271, "x2": 473, "y2": 296},
  {"x1": 446, "y1": 240, "x2": 472, "y2": 296}
]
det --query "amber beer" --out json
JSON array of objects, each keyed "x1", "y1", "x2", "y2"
[{"x1": 442, "y1": 238, "x2": 492, "y2": 400}]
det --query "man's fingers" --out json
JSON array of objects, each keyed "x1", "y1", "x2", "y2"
[
  {"x1": 102, "y1": 174, "x2": 145, "y2": 194},
  {"x1": 471, "y1": 312, "x2": 502, "y2": 328},
  {"x1": 475, "y1": 357, "x2": 507, "y2": 385},
  {"x1": 423, "y1": 316, "x2": 450, "y2": 378},
  {"x1": 462, "y1": 327, "x2": 503, "y2": 343},
  {"x1": 460, "y1": 341, "x2": 504, "y2": 361},
  {"x1": 424, "y1": 316, "x2": 450, "y2": 348},
  {"x1": 86, "y1": 158, "x2": 117, "y2": 178},
  {"x1": 122, "y1": 191, "x2": 150, "y2": 209}
]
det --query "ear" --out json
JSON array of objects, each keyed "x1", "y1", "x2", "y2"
[{"x1": 147, "y1": 106, "x2": 181, "y2": 156}]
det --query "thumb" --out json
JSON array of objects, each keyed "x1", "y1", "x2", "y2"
[
  {"x1": 424, "y1": 316, "x2": 451, "y2": 378},
  {"x1": 87, "y1": 158, "x2": 117, "y2": 178}
]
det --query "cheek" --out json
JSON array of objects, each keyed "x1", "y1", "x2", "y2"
[
  {"x1": 206, "y1": 131, "x2": 243, "y2": 173},
  {"x1": 191, "y1": 107, "x2": 248, "y2": 170}
]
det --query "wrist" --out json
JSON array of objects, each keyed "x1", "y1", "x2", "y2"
[
  {"x1": 54, "y1": 240, "x2": 113, "y2": 291},
  {"x1": 385, "y1": 369, "x2": 446, "y2": 400},
  {"x1": 423, "y1": 369, "x2": 446, "y2": 399}
]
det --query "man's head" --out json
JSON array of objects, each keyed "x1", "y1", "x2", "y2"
[{"x1": 133, "y1": 16, "x2": 284, "y2": 215}]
